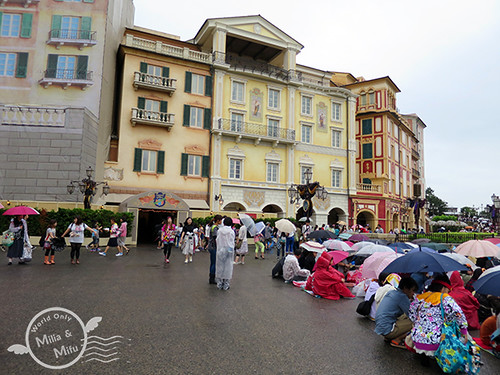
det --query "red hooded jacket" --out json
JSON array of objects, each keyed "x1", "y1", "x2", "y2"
[{"x1": 449, "y1": 271, "x2": 480, "y2": 330}]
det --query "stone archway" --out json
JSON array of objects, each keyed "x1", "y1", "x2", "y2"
[
  {"x1": 222, "y1": 202, "x2": 246, "y2": 211},
  {"x1": 392, "y1": 213, "x2": 400, "y2": 231},
  {"x1": 328, "y1": 208, "x2": 346, "y2": 226},
  {"x1": 356, "y1": 210, "x2": 376, "y2": 230}
]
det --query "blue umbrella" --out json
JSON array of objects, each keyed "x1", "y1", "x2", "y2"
[
  {"x1": 408, "y1": 246, "x2": 437, "y2": 254},
  {"x1": 338, "y1": 233, "x2": 352, "y2": 240},
  {"x1": 389, "y1": 242, "x2": 414, "y2": 254},
  {"x1": 380, "y1": 249, "x2": 468, "y2": 274},
  {"x1": 473, "y1": 266, "x2": 500, "y2": 297}
]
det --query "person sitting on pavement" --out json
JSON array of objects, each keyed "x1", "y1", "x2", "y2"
[
  {"x1": 305, "y1": 251, "x2": 355, "y2": 300},
  {"x1": 448, "y1": 271, "x2": 480, "y2": 330},
  {"x1": 375, "y1": 276, "x2": 418, "y2": 349},
  {"x1": 365, "y1": 272, "x2": 389, "y2": 321},
  {"x1": 283, "y1": 248, "x2": 310, "y2": 282},
  {"x1": 298, "y1": 249, "x2": 316, "y2": 272}
]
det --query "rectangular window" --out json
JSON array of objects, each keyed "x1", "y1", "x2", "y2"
[
  {"x1": 267, "y1": 163, "x2": 278, "y2": 183},
  {"x1": 332, "y1": 130, "x2": 341, "y2": 148},
  {"x1": 1, "y1": 14, "x2": 21, "y2": 37},
  {"x1": 362, "y1": 143, "x2": 373, "y2": 159},
  {"x1": 147, "y1": 64, "x2": 162, "y2": 77},
  {"x1": 369, "y1": 92, "x2": 375, "y2": 104},
  {"x1": 188, "y1": 155, "x2": 201, "y2": 176},
  {"x1": 362, "y1": 119, "x2": 372, "y2": 135},
  {"x1": 301, "y1": 95, "x2": 312, "y2": 116},
  {"x1": 56, "y1": 55, "x2": 76, "y2": 79},
  {"x1": 231, "y1": 81, "x2": 244, "y2": 102},
  {"x1": 142, "y1": 150, "x2": 157, "y2": 173},
  {"x1": 230, "y1": 112, "x2": 244, "y2": 132},
  {"x1": 145, "y1": 99, "x2": 160, "y2": 112},
  {"x1": 360, "y1": 94, "x2": 366, "y2": 106},
  {"x1": 301, "y1": 124, "x2": 312, "y2": 143},
  {"x1": 332, "y1": 170, "x2": 341, "y2": 188},
  {"x1": 301, "y1": 167, "x2": 312, "y2": 184},
  {"x1": 191, "y1": 73, "x2": 204, "y2": 95},
  {"x1": 60, "y1": 16, "x2": 79, "y2": 39},
  {"x1": 332, "y1": 102, "x2": 341, "y2": 121},
  {"x1": 229, "y1": 158, "x2": 242, "y2": 180},
  {"x1": 0, "y1": 53, "x2": 16, "y2": 77},
  {"x1": 189, "y1": 107, "x2": 203, "y2": 128},
  {"x1": 268, "y1": 89, "x2": 280, "y2": 109},
  {"x1": 267, "y1": 119, "x2": 279, "y2": 137}
]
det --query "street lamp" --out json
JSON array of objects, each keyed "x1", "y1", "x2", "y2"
[
  {"x1": 67, "y1": 166, "x2": 109, "y2": 209},
  {"x1": 287, "y1": 168, "x2": 328, "y2": 221}
]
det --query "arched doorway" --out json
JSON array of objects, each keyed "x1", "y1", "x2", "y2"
[
  {"x1": 222, "y1": 202, "x2": 246, "y2": 211},
  {"x1": 262, "y1": 204, "x2": 283, "y2": 214},
  {"x1": 328, "y1": 208, "x2": 346, "y2": 226},
  {"x1": 392, "y1": 213, "x2": 399, "y2": 231},
  {"x1": 356, "y1": 210, "x2": 376, "y2": 230}
]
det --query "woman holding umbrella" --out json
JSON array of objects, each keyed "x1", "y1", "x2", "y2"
[{"x1": 6, "y1": 215, "x2": 29, "y2": 265}]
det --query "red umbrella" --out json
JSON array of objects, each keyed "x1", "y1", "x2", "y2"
[
  {"x1": 483, "y1": 237, "x2": 500, "y2": 245},
  {"x1": 327, "y1": 250, "x2": 350, "y2": 265},
  {"x1": 350, "y1": 233, "x2": 369, "y2": 242},
  {"x1": 2, "y1": 206, "x2": 40, "y2": 216}
]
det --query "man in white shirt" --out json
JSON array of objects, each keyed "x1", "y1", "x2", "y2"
[{"x1": 283, "y1": 248, "x2": 310, "y2": 282}]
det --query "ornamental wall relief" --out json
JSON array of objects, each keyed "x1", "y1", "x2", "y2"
[{"x1": 243, "y1": 190, "x2": 265, "y2": 208}]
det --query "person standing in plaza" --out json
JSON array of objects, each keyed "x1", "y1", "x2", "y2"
[
  {"x1": 62, "y1": 216, "x2": 97, "y2": 264},
  {"x1": 234, "y1": 224, "x2": 248, "y2": 265},
  {"x1": 302, "y1": 220, "x2": 312, "y2": 240},
  {"x1": 216, "y1": 216, "x2": 236, "y2": 290},
  {"x1": 6, "y1": 215, "x2": 29, "y2": 265},
  {"x1": 118, "y1": 217, "x2": 130, "y2": 255},
  {"x1": 43, "y1": 219, "x2": 57, "y2": 265},
  {"x1": 254, "y1": 231, "x2": 265, "y2": 259},
  {"x1": 161, "y1": 216, "x2": 176, "y2": 264},
  {"x1": 207, "y1": 215, "x2": 222, "y2": 283},
  {"x1": 263, "y1": 222, "x2": 272, "y2": 250},
  {"x1": 98, "y1": 218, "x2": 121, "y2": 257},
  {"x1": 180, "y1": 217, "x2": 196, "y2": 264}
]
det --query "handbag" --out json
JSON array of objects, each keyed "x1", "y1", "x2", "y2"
[
  {"x1": 435, "y1": 294, "x2": 473, "y2": 374},
  {"x1": 356, "y1": 294, "x2": 375, "y2": 316},
  {"x1": 235, "y1": 240, "x2": 242, "y2": 250},
  {"x1": 2, "y1": 230, "x2": 15, "y2": 247}
]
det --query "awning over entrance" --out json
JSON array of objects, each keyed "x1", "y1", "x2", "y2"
[{"x1": 183, "y1": 199, "x2": 209, "y2": 210}]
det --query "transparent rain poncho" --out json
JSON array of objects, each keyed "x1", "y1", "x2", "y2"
[{"x1": 215, "y1": 225, "x2": 236, "y2": 281}]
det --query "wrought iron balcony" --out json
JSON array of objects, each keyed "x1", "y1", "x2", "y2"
[
  {"x1": 356, "y1": 183, "x2": 381, "y2": 193},
  {"x1": 412, "y1": 168, "x2": 421, "y2": 177},
  {"x1": 0, "y1": 0, "x2": 39, "y2": 7},
  {"x1": 214, "y1": 118, "x2": 295, "y2": 145},
  {"x1": 39, "y1": 69, "x2": 93, "y2": 90},
  {"x1": 411, "y1": 148, "x2": 420, "y2": 159},
  {"x1": 131, "y1": 108, "x2": 175, "y2": 131},
  {"x1": 47, "y1": 29, "x2": 97, "y2": 49},
  {"x1": 132, "y1": 72, "x2": 176, "y2": 95}
]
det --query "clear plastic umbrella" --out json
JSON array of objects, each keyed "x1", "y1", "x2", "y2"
[{"x1": 355, "y1": 244, "x2": 394, "y2": 257}]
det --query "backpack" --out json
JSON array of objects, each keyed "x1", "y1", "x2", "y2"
[{"x1": 356, "y1": 294, "x2": 375, "y2": 316}]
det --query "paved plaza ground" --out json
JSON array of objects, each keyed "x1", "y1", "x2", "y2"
[{"x1": 0, "y1": 245, "x2": 499, "y2": 375}]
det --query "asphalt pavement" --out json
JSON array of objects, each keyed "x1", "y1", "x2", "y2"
[{"x1": 0, "y1": 245, "x2": 499, "y2": 375}]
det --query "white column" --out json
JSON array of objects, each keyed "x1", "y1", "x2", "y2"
[{"x1": 347, "y1": 96, "x2": 357, "y2": 194}]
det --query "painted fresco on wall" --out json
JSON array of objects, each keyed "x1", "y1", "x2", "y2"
[
  {"x1": 317, "y1": 102, "x2": 327, "y2": 132},
  {"x1": 249, "y1": 88, "x2": 263, "y2": 122},
  {"x1": 138, "y1": 192, "x2": 180, "y2": 208}
]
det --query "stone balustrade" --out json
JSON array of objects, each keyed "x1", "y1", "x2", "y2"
[
  {"x1": 0, "y1": 105, "x2": 66, "y2": 127},
  {"x1": 356, "y1": 183, "x2": 381, "y2": 193}
]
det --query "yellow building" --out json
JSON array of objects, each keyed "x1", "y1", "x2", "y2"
[
  {"x1": 193, "y1": 16, "x2": 357, "y2": 225},
  {"x1": 102, "y1": 27, "x2": 213, "y2": 242}
]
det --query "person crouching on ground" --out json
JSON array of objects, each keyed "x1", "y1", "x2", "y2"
[
  {"x1": 375, "y1": 276, "x2": 418, "y2": 349},
  {"x1": 215, "y1": 217, "x2": 235, "y2": 290},
  {"x1": 283, "y1": 248, "x2": 310, "y2": 282}
]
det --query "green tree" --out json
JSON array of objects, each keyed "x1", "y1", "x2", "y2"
[
  {"x1": 460, "y1": 206, "x2": 478, "y2": 221},
  {"x1": 425, "y1": 187, "x2": 448, "y2": 217}
]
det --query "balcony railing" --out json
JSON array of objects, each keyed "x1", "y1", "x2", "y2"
[
  {"x1": 131, "y1": 108, "x2": 175, "y2": 131},
  {"x1": 411, "y1": 148, "x2": 420, "y2": 159},
  {"x1": 412, "y1": 168, "x2": 421, "y2": 177},
  {"x1": 357, "y1": 183, "x2": 381, "y2": 193},
  {"x1": 1, "y1": 105, "x2": 66, "y2": 127},
  {"x1": 0, "y1": 0, "x2": 39, "y2": 7},
  {"x1": 215, "y1": 118, "x2": 295, "y2": 144},
  {"x1": 132, "y1": 72, "x2": 176, "y2": 95},
  {"x1": 39, "y1": 69, "x2": 93, "y2": 89},
  {"x1": 47, "y1": 29, "x2": 97, "y2": 49}
]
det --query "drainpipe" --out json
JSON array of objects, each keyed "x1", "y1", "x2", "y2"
[{"x1": 208, "y1": 65, "x2": 215, "y2": 212}]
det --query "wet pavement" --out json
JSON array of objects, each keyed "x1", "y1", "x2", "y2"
[{"x1": 0, "y1": 245, "x2": 499, "y2": 375}]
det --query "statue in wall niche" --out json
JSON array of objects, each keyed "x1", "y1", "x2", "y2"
[{"x1": 103, "y1": 167, "x2": 123, "y2": 181}]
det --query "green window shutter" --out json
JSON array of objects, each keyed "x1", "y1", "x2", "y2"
[
  {"x1": 76, "y1": 55, "x2": 88, "y2": 79},
  {"x1": 183, "y1": 104, "x2": 190, "y2": 126},
  {"x1": 140, "y1": 62, "x2": 147, "y2": 73},
  {"x1": 51, "y1": 15, "x2": 62, "y2": 38},
  {"x1": 362, "y1": 178, "x2": 372, "y2": 184},
  {"x1": 15, "y1": 53, "x2": 28, "y2": 78},
  {"x1": 46, "y1": 54, "x2": 58, "y2": 78},
  {"x1": 362, "y1": 143, "x2": 373, "y2": 159},
  {"x1": 201, "y1": 156, "x2": 210, "y2": 178},
  {"x1": 137, "y1": 97, "x2": 145, "y2": 109},
  {"x1": 162, "y1": 67, "x2": 170, "y2": 78},
  {"x1": 80, "y1": 16, "x2": 92, "y2": 39},
  {"x1": 184, "y1": 71, "x2": 192, "y2": 93},
  {"x1": 156, "y1": 151, "x2": 165, "y2": 174},
  {"x1": 204, "y1": 75, "x2": 212, "y2": 96},
  {"x1": 133, "y1": 148, "x2": 142, "y2": 172},
  {"x1": 160, "y1": 101, "x2": 168, "y2": 113},
  {"x1": 180, "y1": 153, "x2": 188, "y2": 176},
  {"x1": 203, "y1": 108, "x2": 211, "y2": 130},
  {"x1": 20, "y1": 13, "x2": 33, "y2": 38},
  {"x1": 362, "y1": 119, "x2": 372, "y2": 135},
  {"x1": 83, "y1": 0, "x2": 95, "y2": 3}
]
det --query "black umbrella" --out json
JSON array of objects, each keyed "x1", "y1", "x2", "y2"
[{"x1": 308, "y1": 230, "x2": 337, "y2": 240}]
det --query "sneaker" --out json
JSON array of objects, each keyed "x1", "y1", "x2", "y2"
[
  {"x1": 99, "y1": 252, "x2": 106, "y2": 256},
  {"x1": 217, "y1": 282, "x2": 223, "y2": 289},
  {"x1": 116, "y1": 253, "x2": 123, "y2": 257},
  {"x1": 166, "y1": 258, "x2": 170, "y2": 264},
  {"x1": 223, "y1": 283, "x2": 230, "y2": 291},
  {"x1": 189, "y1": 256, "x2": 193, "y2": 263},
  {"x1": 233, "y1": 261, "x2": 240, "y2": 265},
  {"x1": 241, "y1": 260, "x2": 245, "y2": 265},
  {"x1": 184, "y1": 259, "x2": 188, "y2": 264}
]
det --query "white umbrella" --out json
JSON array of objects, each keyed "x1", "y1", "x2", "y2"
[
  {"x1": 441, "y1": 253, "x2": 478, "y2": 270},
  {"x1": 300, "y1": 241, "x2": 326, "y2": 253},
  {"x1": 352, "y1": 241, "x2": 374, "y2": 251},
  {"x1": 254, "y1": 221, "x2": 265, "y2": 236},
  {"x1": 323, "y1": 240, "x2": 352, "y2": 252},
  {"x1": 455, "y1": 240, "x2": 500, "y2": 258},
  {"x1": 239, "y1": 214, "x2": 256, "y2": 236},
  {"x1": 275, "y1": 219, "x2": 296, "y2": 233},
  {"x1": 298, "y1": 217, "x2": 312, "y2": 222},
  {"x1": 355, "y1": 244, "x2": 395, "y2": 257},
  {"x1": 479, "y1": 264, "x2": 500, "y2": 279}
]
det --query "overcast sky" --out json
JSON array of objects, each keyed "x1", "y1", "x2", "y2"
[{"x1": 134, "y1": 0, "x2": 500, "y2": 211}]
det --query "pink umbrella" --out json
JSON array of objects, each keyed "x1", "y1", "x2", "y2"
[
  {"x1": 344, "y1": 241, "x2": 354, "y2": 247},
  {"x1": 350, "y1": 233, "x2": 370, "y2": 242},
  {"x1": 232, "y1": 218, "x2": 240, "y2": 224},
  {"x1": 2, "y1": 206, "x2": 40, "y2": 216},
  {"x1": 327, "y1": 250, "x2": 349, "y2": 265},
  {"x1": 455, "y1": 240, "x2": 500, "y2": 258},
  {"x1": 362, "y1": 252, "x2": 401, "y2": 279},
  {"x1": 483, "y1": 238, "x2": 500, "y2": 245},
  {"x1": 0, "y1": 202, "x2": 4, "y2": 209}
]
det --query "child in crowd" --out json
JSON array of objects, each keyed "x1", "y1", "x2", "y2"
[{"x1": 87, "y1": 222, "x2": 102, "y2": 252}]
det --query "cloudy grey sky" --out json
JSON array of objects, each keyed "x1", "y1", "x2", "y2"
[{"x1": 134, "y1": 0, "x2": 500, "y2": 210}]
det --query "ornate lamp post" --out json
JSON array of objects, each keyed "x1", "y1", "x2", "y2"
[
  {"x1": 67, "y1": 166, "x2": 110, "y2": 209},
  {"x1": 287, "y1": 168, "x2": 328, "y2": 221},
  {"x1": 408, "y1": 197, "x2": 427, "y2": 231}
]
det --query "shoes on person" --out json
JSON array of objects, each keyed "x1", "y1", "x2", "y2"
[
  {"x1": 116, "y1": 253, "x2": 123, "y2": 257},
  {"x1": 18, "y1": 261, "x2": 26, "y2": 265},
  {"x1": 99, "y1": 252, "x2": 106, "y2": 256},
  {"x1": 50, "y1": 256, "x2": 55, "y2": 265},
  {"x1": 217, "y1": 282, "x2": 223, "y2": 290},
  {"x1": 223, "y1": 283, "x2": 230, "y2": 291},
  {"x1": 71, "y1": 259, "x2": 75, "y2": 264},
  {"x1": 184, "y1": 259, "x2": 188, "y2": 264},
  {"x1": 390, "y1": 340, "x2": 406, "y2": 349},
  {"x1": 255, "y1": 256, "x2": 259, "y2": 259},
  {"x1": 126, "y1": 249, "x2": 130, "y2": 255},
  {"x1": 86, "y1": 244, "x2": 90, "y2": 250},
  {"x1": 241, "y1": 260, "x2": 245, "y2": 265},
  {"x1": 76, "y1": 259, "x2": 80, "y2": 264},
  {"x1": 233, "y1": 261, "x2": 241, "y2": 264},
  {"x1": 189, "y1": 256, "x2": 193, "y2": 263},
  {"x1": 7, "y1": 261, "x2": 12, "y2": 265}
]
